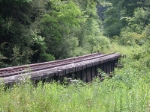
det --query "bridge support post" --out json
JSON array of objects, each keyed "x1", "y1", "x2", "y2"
[
  {"x1": 76, "y1": 71, "x2": 81, "y2": 80},
  {"x1": 86, "y1": 68, "x2": 92, "y2": 82},
  {"x1": 107, "y1": 61, "x2": 112, "y2": 74},
  {"x1": 95, "y1": 65, "x2": 99, "y2": 77},
  {"x1": 103, "y1": 63, "x2": 107, "y2": 73},
  {"x1": 81, "y1": 69, "x2": 86, "y2": 82},
  {"x1": 91, "y1": 66, "x2": 96, "y2": 80}
]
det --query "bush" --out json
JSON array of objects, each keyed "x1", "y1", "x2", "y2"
[
  {"x1": 145, "y1": 58, "x2": 150, "y2": 68},
  {"x1": 39, "y1": 53, "x2": 55, "y2": 62},
  {"x1": 119, "y1": 31, "x2": 146, "y2": 46},
  {"x1": 93, "y1": 36, "x2": 110, "y2": 52}
]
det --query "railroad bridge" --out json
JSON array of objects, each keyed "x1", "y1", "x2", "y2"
[{"x1": 0, "y1": 53, "x2": 121, "y2": 85}]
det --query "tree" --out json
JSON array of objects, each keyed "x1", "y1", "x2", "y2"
[
  {"x1": 40, "y1": 0, "x2": 84, "y2": 59},
  {"x1": 0, "y1": 0, "x2": 104, "y2": 67},
  {"x1": 102, "y1": 0, "x2": 150, "y2": 37},
  {"x1": 0, "y1": 0, "x2": 48, "y2": 66}
]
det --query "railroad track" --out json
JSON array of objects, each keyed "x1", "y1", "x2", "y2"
[
  {"x1": 0, "y1": 53, "x2": 121, "y2": 85},
  {"x1": 0, "y1": 53, "x2": 104, "y2": 77}
]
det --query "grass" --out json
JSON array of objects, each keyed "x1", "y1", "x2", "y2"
[
  {"x1": 1, "y1": 65, "x2": 150, "y2": 112},
  {"x1": 1, "y1": 43, "x2": 150, "y2": 112}
]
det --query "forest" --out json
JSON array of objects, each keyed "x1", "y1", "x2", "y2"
[
  {"x1": 0, "y1": 0, "x2": 150, "y2": 67},
  {"x1": 0, "y1": 0, "x2": 103, "y2": 67},
  {"x1": 1, "y1": 0, "x2": 150, "y2": 111}
]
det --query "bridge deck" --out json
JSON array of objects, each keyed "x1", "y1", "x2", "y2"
[{"x1": 0, "y1": 53, "x2": 121, "y2": 85}]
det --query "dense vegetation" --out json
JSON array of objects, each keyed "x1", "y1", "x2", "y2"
[
  {"x1": 0, "y1": 0, "x2": 106, "y2": 67},
  {"x1": 1, "y1": 0, "x2": 150, "y2": 67},
  {"x1": 0, "y1": 0, "x2": 150, "y2": 111},
  {"x1": 1, "y1": 44, "x2": 150, "y2": 112}
]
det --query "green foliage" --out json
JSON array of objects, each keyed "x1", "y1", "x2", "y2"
[
  {"x1": 0, "y1": 0, "x2": 48, "y2": 66},
  {"x1": 1, "y1": 53, "x2": 150, "y2": 111},
  {"x1": 127, "y1": 8, "x2": 150, "y2": 33},
  {"x1": 70, "y1": 46, "x2": 90, "y2": 57},
  {"x1": 0, "y1": 0, "x2": 104, "y2": 66},
  {"x1": 39, "y1": 53, "x2": 55, "y2": 62},
  {"x1": 118, "y1": 31, "x2": 146, "y2": 46},
  {"x1": 102, "y1": 1, "x2": 150, "y2": 47},
  {"x1": 102, "y1": 0, "x2": 150, "y2": 37},
  {"x1": 40, "y1": 0, "x2": 84, "y2": 59},
  {"x1": 1, "y1": 22, "x2": 150, "y2": 111},
  {"x1": 145, "y1": 58, "x2": 150, "y2": 68},
  {"x1": 89, "y1": 35, "x2": 110, "y2": 53},
  {"x1": 15, "y1": 0, "x2": 32, "y2": 2},
  {"x1": 54, "y1": 37, "x2": 79, "y2": 59},
  {"x1": 103, "y1": 6, "x2": 123, "y2": 37},
  {"x1": 143, "y1": 24, "x2": 150, "y2": 37},
  {"x1": 2, "y1": 0, "x2": 150, "y2": 69},
  {"x1": 0, "y1": 53, "x2": 7, "y2": 67}
]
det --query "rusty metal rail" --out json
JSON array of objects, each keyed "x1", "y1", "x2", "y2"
[
  {"x1": 0, "y1": 53, "x2": 104, "y2": 77},
  {"x1": 0, "y1": 53, "x2": 121, "y2": 85}
]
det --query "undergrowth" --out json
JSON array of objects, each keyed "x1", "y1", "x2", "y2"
[{"x1": 0, "y1": 43, "x2": 150, "y2": 112}]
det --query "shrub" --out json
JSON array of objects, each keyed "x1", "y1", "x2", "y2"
[
  {"x1": 119, "y1": 31, "x2": 146, "y2": 46},
  {"x1": 39, "y1": 53, "x2": 55, "y2": 62},
  {"x1": 93, "y1": 36, "x2": 110, "y2": 52}
]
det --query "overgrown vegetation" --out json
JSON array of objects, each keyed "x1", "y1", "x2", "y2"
[
  {"x1": 0, "y1": 0, "x2": 105, "y2": 67},
  {"x1": 1, "y1": 50, "x2": 150, "y2": 111},
  {"x1": 1, "y1": 0, "x2": 150, "y2": 111}
]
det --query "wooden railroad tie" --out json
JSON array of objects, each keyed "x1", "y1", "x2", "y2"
[{"x1": 0, "y1": 53, "x2": 121, "y2": 85}]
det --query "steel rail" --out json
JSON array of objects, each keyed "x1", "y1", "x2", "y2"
[
  {"x1": 1, "y1": 53, "x2": 121, "y2": 85},
  {"x1": 0, "y1": 53, "x2": 105, "y2": 77}
]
